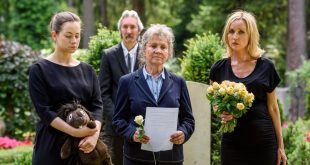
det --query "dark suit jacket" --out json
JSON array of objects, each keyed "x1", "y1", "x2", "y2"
[
  {"x1": 112, "y1": 68, "x2": 195, "y2": 163},
  {"x1": 99, "y1": 43, "x2": 140, "y2": 135}
]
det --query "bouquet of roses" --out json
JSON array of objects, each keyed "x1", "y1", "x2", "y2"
[{"x1": 206, "y1": 80, "x2": 255, "y2": 133}]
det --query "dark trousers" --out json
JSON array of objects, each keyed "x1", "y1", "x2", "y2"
[
  {"x1": 124, "y1": 156, "x2": 183, "y2": 165},
  {"x1": 103, "y1": 135, "x2": 124, "y2": 165}
]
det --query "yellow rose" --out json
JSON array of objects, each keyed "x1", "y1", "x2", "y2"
[
  {"x1": 236, "y1": 103, "x2": 245, "y2": 110},
  {"x1": 236, "y1": 83, "x2": 246, "y2": 90},
  {"x1": 220, "y1": 83, "x2": 227, "y2": 89},
  {"x1": 219, "y1": 87, "x2": 226, "y2": 95},
  {"x1": 222, "y1": 80, "x2": 230, "y2": 87},
  {"x1": 229, "y1": 81, "x2": 236, "y2": 87},
  {"x1": 239, "y1": 89, "x2": 247, "y2": 98},
  {"x1": 246, "y1": 93, "x2": 254, "y2": 103},
  {"x1": 212, "y1": 82, "x2": 220, "y2": 89},
  {"x1": 134, "y1": 115, "x2": 144, "y2": 126},
  {"x1": 207, "y1": 86, "x2": 214, "y2": 94},
  {"x1": 226, "y1": 86, "x2": 234, "y2": 95}
]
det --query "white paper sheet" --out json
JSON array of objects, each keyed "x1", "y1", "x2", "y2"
[{"x1": 141, "y1": 107, "x2": 178, "y2": 152}]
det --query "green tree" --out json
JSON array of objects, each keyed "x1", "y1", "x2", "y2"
[{"x1": 1, "y1": 0, "x2": 63, "y2": 50}]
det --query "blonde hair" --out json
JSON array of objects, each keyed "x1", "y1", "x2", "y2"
[{"x1": 222, "y1": 10, "x2": 264, "y2": 59}]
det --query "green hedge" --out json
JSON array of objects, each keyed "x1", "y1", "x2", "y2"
[
  {"x1": 180, "y1": 32, "x2": 224, "y2": 84},
  {"x1": 86, "y1": 26, "x2": 120, "y2": 73},
  {"x1": 0, "y1": 40, "x2": 39, "y2": 138},
  {"x1": 282, "y1": 119, "x2": 310, "y2": 165}
]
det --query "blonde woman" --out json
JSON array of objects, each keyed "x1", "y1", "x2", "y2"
[{"x1": 209, "y1": 10, "x2": 287, "y2": 165}]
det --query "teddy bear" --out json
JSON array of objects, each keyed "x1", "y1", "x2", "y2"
[{"x1": 58, "y1": 101, "x2": 113, "y2": 165}]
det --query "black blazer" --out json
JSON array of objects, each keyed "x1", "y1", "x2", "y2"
[
  {"x1": 112, "y1": 68, "x2": 195, "y2": 163},
  {"x1": 99, "y1": 43, "x2": 140, "y2": 135}
]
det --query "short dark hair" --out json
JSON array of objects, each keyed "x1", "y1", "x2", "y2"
[{"x1": 49, "y1": 11, "x2": 81, "y2": 33}]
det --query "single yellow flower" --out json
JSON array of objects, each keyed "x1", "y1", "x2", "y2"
[
  {"x1": 237, "y1": 103, "x2": 245, "y2": 110},
  {"x1": 245, "y1": 93, "x2": 254, "y2": 103},
  {"x1": 212, "y1": 82, "x2": 220, "y2": 89},
  {"x1": 226, "y1": 86, "x2": 234, "y2": 95},
  {"x1": 219, "y1": 87, "x2": 226, "y2": 96},
  {"x1": 239, "y1": 89, "x2": 247, "y2": 98},
  {"x1": 134, "y1": 115, "x2": 144, "y2": 126},
  {"x1": 207, "y1": 86, "x2": 214, "y2": 94}
]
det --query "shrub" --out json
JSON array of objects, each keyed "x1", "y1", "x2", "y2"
[
  {"x1": 86, "y1": 26, "x2": 120, "y2": 73},
  {"x1": 282, "y1": 119, "x2": 310, "y2": 165},
  {"x1": 74, "y1": 49, "x2": 89, "y2": 62},
  {"x1": 0, "y1": 39, "x2": 39, "y2": 139},
  {"x1": 179, "y1": 32, "x2": 224, "y2": 84},
  {"x1": 287, "y1": 60, "x2": 310, "y2": 119}
]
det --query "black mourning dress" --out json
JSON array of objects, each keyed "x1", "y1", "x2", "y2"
[
  {"x1": 29, "y1": 59, "x2": 103, "y2": 165},
  {"x1": 209, "y1": 57, "x2": 280, "y2": 165}
]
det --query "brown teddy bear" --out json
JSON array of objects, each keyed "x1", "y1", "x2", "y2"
[{"x1": 58, "y1": 101, "x2": 113, "y2": 165}]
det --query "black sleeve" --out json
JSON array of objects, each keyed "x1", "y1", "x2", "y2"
[
  {"x1": 265, "y1": 61, "x2": 280, "y2": 93},
  {"x1": 178, "y1": 77, "x2": 195, "y2": 142},
  {"x1": 98, "y1": 51, "x2": 115, "y2": 119},
  {"x1": 90, "y1": 66, "x2": 103, "y2": 122},
  {"x1": 209, "y1": 59, "x2": 222, "y2": 83},
  {"x1": 28, "y1": 64, "x2": 57, "y2": 125}
]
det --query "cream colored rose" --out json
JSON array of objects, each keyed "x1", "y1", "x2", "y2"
[
  {"x1": 134, "y1": 115, "x2": 144, "y2": 126},
  {"x1": 236, "y1": 103, "x2": 245, "y2": 110},
  {"x1": 246, "y1": 93, "x2": 255, "y2": 103},
  {"x1": 239, "y1": 89, "x2": 247, "y2": 98},
  {"x1": 220, "y1": 83, "x2": 227, "y2": 89},
  {"x1": 226, "y1": 86, "x2": 234, "y2": 95},
  {"x1": 236, "y1": 83, "x2": 246, "y2": 90},
  {"x1": 212, "y1": 82, "x2": 220, "y2": 89},
  {"x1": 219, "y1": 87, "x2": 226, "y2": 96},
  {"x1": 207, "y1": 86, "x2": 214, "y2": 94}
]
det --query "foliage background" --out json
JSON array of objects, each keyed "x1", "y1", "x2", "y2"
[
  {"x1": 0, "y1": 1, "x2": 309, "y2": 164},
  {"x1": 0, "y1": 40, "x2": 39, "y2": 139}
]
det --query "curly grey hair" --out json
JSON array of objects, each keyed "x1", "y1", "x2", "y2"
[{"x1": 138, "y1": 24, "x2": 175, "y2": 66}]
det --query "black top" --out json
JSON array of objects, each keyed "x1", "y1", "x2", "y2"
[
  {"x1": 209, "y1": 57, "x2": 280, "y2": 149},
  {"x1": 29, "y1": 59, "x2": 102, "y2": 165}
]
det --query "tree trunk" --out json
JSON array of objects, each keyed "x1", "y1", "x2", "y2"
[
  {"x1": 99, "y1": 0, "x2": 109, "y2": 27},
  {"x1": 67, "y1": 0, "x2": 74, "y2": 7},
  {"x1": 131, "y1": 0, "x2": 146, "y2": 24},
  {"x1": 287, "y1": 0, "x2": 307, "y2": 121},
  {"x1": 82, "y1": 0, "x2": 94, "y2": 48}
]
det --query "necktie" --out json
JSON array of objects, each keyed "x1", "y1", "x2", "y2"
[{"x1": 127, "y1": 53, "x2": 131, "y2": 73}]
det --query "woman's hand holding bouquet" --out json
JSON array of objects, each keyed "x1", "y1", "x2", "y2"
[{"x1": 207, "y1": 80, "x2": 254, "y2": 133}]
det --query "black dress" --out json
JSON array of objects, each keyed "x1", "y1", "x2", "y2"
[
  {"x1": 209, "y1": 57, "x2": 280, "y2": 165},
  {"x1": 29, "y1": 59, "x2": 103, "y2": 165}
]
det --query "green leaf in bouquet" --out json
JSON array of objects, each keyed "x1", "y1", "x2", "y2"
[
  {"x1": 226, "y1": 104, "x2": 231, "y2": 111},
  {"x1": 137, "y1": 127, "x2": 144, "y2": 139}
]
